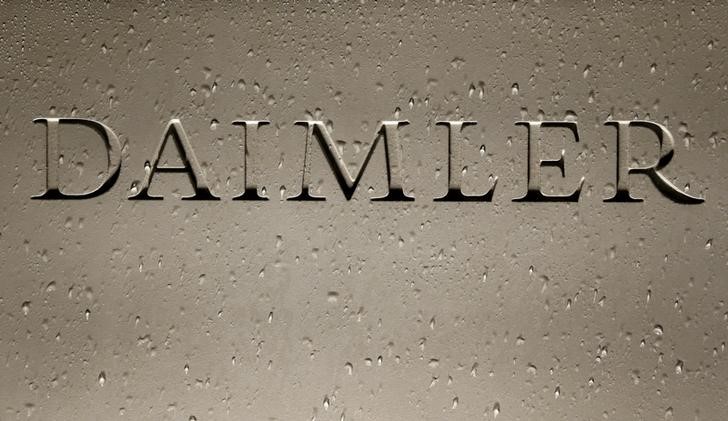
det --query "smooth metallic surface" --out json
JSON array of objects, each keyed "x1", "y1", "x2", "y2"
[{"x1": 1, "y1": 1, "x2": 726, "y2": 420}]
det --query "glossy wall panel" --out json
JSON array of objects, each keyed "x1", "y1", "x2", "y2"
[{"x1": 0, "y1": 1, "x2": 727, "y2": 420}]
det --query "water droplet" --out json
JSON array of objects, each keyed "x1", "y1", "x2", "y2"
[{"x1": 21, "y1": 301, "x2": 30, "y2": 315}]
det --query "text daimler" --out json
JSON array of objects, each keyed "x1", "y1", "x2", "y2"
[{"x1": 31, "y1": 117, "x2": 704, "y2": 204}]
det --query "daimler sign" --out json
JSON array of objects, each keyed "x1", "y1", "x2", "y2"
[
  {"x1": 6, "y1": 1, "x2": 728, "y2": 420},
  {"x1": 33, "y1": 116, "x2": 704, "y2": 203}
]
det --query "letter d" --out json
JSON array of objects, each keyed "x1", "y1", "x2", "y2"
[{"x1": 33, "y1": 118, "x2": 121, "y2": 199}]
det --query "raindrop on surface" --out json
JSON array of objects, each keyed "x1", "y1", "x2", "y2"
[{"x1": 21, "y1": 301, "x2": 30, "y2": 315}]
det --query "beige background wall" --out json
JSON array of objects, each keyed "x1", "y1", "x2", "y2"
[{"x1": 1, "y1": 1, "x2": 726, "y2": 420}]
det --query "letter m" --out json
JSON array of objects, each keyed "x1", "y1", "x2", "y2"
[{"x1": 289, "y1": 120, "x2": 413, "y2": 201}]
